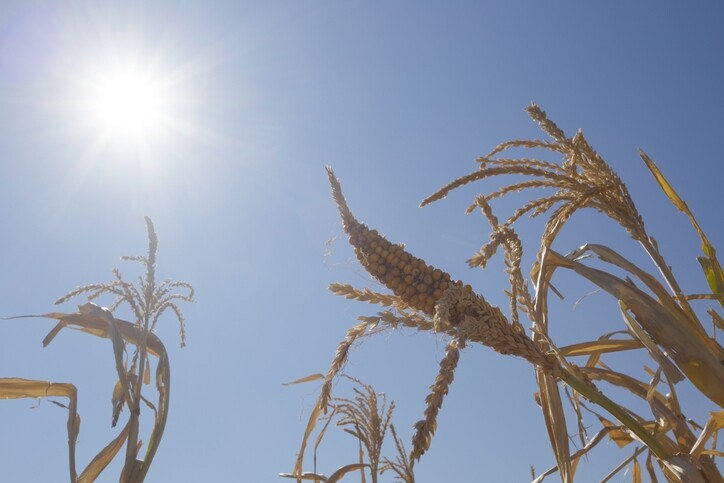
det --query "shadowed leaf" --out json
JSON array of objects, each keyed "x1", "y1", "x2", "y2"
[{"x1": 548, "y1": 250, "x2": 724, "y2": 407}]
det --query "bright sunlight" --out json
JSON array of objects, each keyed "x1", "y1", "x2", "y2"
[
  {"x1": 88, "y1": 65, "x2": 168, "y2": 140},
  {"x1": 70, "y1": 52, "x2": 191, "y2": 158},
  {"x1": 83, "y1": 60, "x2": 172, "y2": 147}
]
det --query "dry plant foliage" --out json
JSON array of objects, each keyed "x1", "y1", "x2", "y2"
[
  {"x1": 1, "y1": 217, "x2": 194, "y2": 483},
  {"x1": 287, "y1": 105, "x2": 724, "y2": 482}
]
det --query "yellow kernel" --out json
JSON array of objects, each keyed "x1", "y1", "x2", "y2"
[
  {"x1": 416, "y1": 283, "x2": 428, "y2": 293},
  {"x1": 432, "y1": 270, "x2": 442, "y2": 281},
  {"x1": 433, "y1": 288, "x2": 444, "y2": 299}
]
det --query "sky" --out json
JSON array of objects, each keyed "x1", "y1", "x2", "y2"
[{"x1": 0, "y1": 2, "x2": 722, "y2": 482}]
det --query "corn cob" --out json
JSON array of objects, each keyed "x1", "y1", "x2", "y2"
[{"x1": 327, "y1": 167, "x2": 471, "y2": 316}]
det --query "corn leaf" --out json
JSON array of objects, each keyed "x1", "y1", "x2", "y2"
[
  {"x1": 0, "y1": 378, "x2": 79, "y2": 482},
  {"x1": 77, "y1": 421, "x2": 130, "y2": 483},
  {"x1": 598, "y1": 416, "x2": 633, "y2": 448},
  {"x1": 549, "y1": 250, "x2": 724, "y2": 407},
  {"x1": 282, "y1": 374, "x2": 325, "y2": 386},
  {"x1": 619, "y1": 306, "x2": 684, "y2": 384},
  {"x1": 640, "y1": 150, "x2": 724, "y2": 309},
  {"x1": 698, "y1": 257, "x2": 724, "y2": 310},
  {"x1": 690, "y1": 411, "x2": 724, "y2": 458},
  {"x1": 4, "y1": 309, "x2": 171, "y2": 483},
  {"x1": 293, "y1": 400, "x2": 323, "y2": 477},
  {"x1": 536, "y1": 368, "x2": 572, "y2": 482},
  {"x1": 633, "y1": 457, "x2": 642, "y2": 483},
  {"x1": 279, "y1": 472, "x2": 327, "y2": 481},
  {"x1": 328, "y1": 464, "x2": 370, "y2": 483},
  {"x1": 559, "y1": 339, "x2": 643, "y2": 357}
]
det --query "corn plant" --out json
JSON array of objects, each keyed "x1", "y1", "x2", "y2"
[
  {"x1": 289, "y1": 105, "x2": 722, "y2": 482},
  {"x1": 282, "y1": 375, "x2": 412, "y2": 483},
  {"x1": 1, "y1": 217, "x2": 193, "y2": 482}
]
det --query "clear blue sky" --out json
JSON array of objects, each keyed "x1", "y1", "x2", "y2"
[{"x1": 0, "y1": 2, "x2": 722, "y2": 482}]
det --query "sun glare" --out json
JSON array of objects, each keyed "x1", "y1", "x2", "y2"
[
  {"x1": 68, "y1": 51, "x2": 192, "y2": 159},
  {"x1": 90, "y1": 69, "x2": 164, "y2": 134},
  {"x1": 85, "y1": 63, "x2": 170, "y2": 144}
]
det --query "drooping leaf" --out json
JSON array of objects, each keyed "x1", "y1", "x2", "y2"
[
  {"x1": 536, "y1": 368, "x2": 572, "y2": 482},
  {"x1": 0, "y1": 378, "x2": 80, "y2": 481},
  {"x1": 548, "y1": 250, "x2": 724, "y2": 407},
  {"x1": 327, "y1": 464, "x2": 370, "y2": 483},
  {"x1": 293, "y1": 400, "x2": 324, "y2": 477},
  {"x1": 3, "y1": 308, "x2": 172, "y2": 483}
]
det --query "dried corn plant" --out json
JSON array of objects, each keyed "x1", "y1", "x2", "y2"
[
  {"x1": 281, "y1": 375, "x2": 412, "y2": 483},
  {"x1": 290, "y1": 105, "x2": 723, "y2": 482},
  {"x1": 1, "y1": 217, "x2": 194, "y2": 482}
]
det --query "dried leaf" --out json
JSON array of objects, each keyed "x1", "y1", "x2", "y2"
[
  {"x1": 279, "y1": 471, "x2": 327, "y2": 481},
  {"x1": 598, "y1": 416, "x2": 633, "y2": 448},
  {"x1": 0, "y1": 378, "x2": 80, "y2": 481},
  {"x1": 282, "y1": 374, "x2": 325, "y2": 386},
  {"x1": 111, "y1": 380, "x2": 125, "y2": 428},
  {"x1": 536, "y1": 369, "x2": 572, "y2": 482},
  {"x1": 328, "y1": 463, "x2": 369, "y2": 483},
  {"x1": 690, "y1": 411, "x2": 724, "y2": 458},
  {"x1": 559, "y1": 339, "x2": 643, "y2": 357},
  {"x1": 549, "y1": 250, "x2": 724, "y2": 407},
  {"x1": 640, "y1": 150, "x2": 724, "y2": 309},
  {"x1": 633, "y1": 457, "x2": 642, "y2": 483},
  {"x1": 77, "y1": 421, "x2": 130, "y2": 483},
  {"x1": 293, "y1": 401, "x2": 323, "y2": 476}
]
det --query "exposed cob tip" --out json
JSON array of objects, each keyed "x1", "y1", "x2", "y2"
[{"x1": 327, "y1": 167, "x2": 470, "y2": 316}]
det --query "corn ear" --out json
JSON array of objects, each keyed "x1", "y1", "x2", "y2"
[{"x1": 327, "y1": 167, "x2": 470, "y2": 316}]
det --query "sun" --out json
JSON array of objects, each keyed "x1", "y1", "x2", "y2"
[
  {"x1": 67, "y1": 51, "x2": 191, "y2": 158},
  {"x1": 84, "y1": 61, "x2": 172, "y2": 146},
  {"x1": 89, "y1": 67, "x2": 166, "y2": 137}
]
